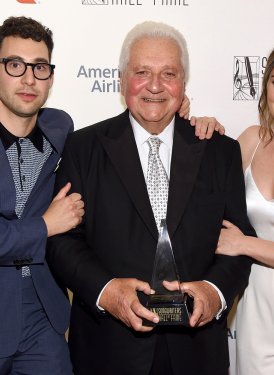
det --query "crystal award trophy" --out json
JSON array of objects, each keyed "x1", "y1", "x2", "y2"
[{"x1": 145, "y1": 220, "x2": 193, "y2": 326}]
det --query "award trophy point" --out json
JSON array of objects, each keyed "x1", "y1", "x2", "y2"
[{"x1": 144, "y1": 219, "x2": 193, "y2": 326}]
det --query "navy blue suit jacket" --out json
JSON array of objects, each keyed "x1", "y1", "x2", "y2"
[{"x1": 0, "y1": 108, "x2": 73, "y2": 357}]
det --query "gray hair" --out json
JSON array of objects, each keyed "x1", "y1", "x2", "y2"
[{"x1": 119, "y1": 21, "x2": 189, "y2": 83}]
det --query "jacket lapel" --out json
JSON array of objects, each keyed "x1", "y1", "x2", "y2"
[
  {"x1": 167, "y1": 117, "x2": 207, "y2": 238},
  {"x1": 0, "y1": 141, "x2": 16, "y2": 218},
  {"x1": 20, "y1": 114, "x2": 63, "y2": 218},
  {"x1": 96, "y1": 111, "x2": 158, "y2": 240},
  {"x1": 96, "y1": 112, "x2": 207, "y2": 240}
]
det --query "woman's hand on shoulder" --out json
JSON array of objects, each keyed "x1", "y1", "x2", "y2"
[
  {"x1": 190, "y1": 116, "x2": 225, "y2": 140},
  {"x1": 177, "y1": 95, "x2": 225, "y2": 139}
]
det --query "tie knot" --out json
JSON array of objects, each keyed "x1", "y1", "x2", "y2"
[{"x1": 148, "y1": 137, "x2": 161, "y2": 155}]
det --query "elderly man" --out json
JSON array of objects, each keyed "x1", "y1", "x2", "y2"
[{"x1": 47, "y1": 21, "x2": 255, "y2": 375}]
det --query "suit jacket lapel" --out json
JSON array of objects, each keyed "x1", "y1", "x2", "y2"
[
  {"x1": 96, "y1": 111, "x2": 158, "y2": 240},
  {"x1": 21, "y1": 114, "x2": 64, "y2": 218},
  {"x1": 167, "y1": 117, "x2": 207, "y2": 238},
  {"x1": 0, "y1": 141, "x2": 16, "y2": 218}
]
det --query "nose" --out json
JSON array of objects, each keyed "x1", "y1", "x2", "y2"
[
  {"x1": 21, "y1": 65, "x2": 36, "y2": 85},
  {"x1": 146, "y1": 73, "x2": 163, "y2": 93}
]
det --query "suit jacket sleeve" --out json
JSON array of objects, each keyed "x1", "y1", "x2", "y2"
[
  {"x1": 204, "y1": 140, "x2": 255, "y2": 310},
  {"x1": 0, "y1": 217, "x2": 48, "y2": 265},
  {"x1": 46, "y1": 135, "x2": 113, "y2": 314}
]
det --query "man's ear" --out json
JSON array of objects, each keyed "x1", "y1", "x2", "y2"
[{"x1": 49, "y1": 71, "x2": 54, "y2": 88}]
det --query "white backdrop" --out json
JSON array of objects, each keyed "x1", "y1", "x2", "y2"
[{"x1": 1, "y1": 1, "x2": 274, "y2": 373}]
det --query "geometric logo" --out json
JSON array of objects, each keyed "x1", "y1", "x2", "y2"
[{"x1": 233, "y1": 56, "x2": 260, "y2": 100}]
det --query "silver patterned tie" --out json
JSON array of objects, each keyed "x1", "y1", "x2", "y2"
[{"x1": 146, "y1": 137, "x2": 169, "y2": 232}]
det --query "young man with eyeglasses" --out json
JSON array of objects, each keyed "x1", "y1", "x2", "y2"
[{"x1": 0, "y1": 16, "x2": 84, "y2": 375}]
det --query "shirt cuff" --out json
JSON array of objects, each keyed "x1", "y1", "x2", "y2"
[
  {"x1": 96, "y1": 278, "x2": 116, "y2": 311},
  {"x1": 203, "y1": 280, "x2": 227, "y2": 320}
]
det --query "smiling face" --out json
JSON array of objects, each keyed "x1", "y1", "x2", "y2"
[
  {"x1": 120, "y1": 37, "x2": 185, "y2": 134},
  {"x1": 0, "y1": 36, "x2": 53, "y2": 134}
]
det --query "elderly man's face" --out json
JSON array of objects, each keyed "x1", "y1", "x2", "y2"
[{"x1": 121, "y1": 37, "x2": 185, "y2": 133}]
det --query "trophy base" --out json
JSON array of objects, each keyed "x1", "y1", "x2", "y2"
[{"x1": 143, "y1": 293, "x2": 193, "y2": 327}]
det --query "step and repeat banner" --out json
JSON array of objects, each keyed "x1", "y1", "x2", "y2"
[{"x1": 1, "y1": 1, "x2": 273, "y2": 373}]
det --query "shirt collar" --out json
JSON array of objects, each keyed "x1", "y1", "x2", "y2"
[
  {"x1": 129, "y1": 113, "x2": 175, "y2": 149},
  {"x1": 0, "y1": 122, "x2": 44, "y2": 152}
]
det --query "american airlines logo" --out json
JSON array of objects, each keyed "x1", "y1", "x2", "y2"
[{"x1": 77, "y1": 65, "x2": 120, "y2": 93}]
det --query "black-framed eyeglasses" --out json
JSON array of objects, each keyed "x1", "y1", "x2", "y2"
[{"x1": 0, "y1": 58, "x2": 55, "y2": 80}]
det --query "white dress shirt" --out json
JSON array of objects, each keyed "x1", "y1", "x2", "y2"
[{"x1": 130, "y1": 112, "x2": 174, "y2": 181}]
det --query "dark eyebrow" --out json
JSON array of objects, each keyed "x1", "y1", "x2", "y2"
[{"x1": 5, "y1": 55, "x2": 50, "y2": 64}]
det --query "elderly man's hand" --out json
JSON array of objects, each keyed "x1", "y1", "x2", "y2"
[
  {"x1": 163, "y1": 280, "x2": 221, "y2": 327},
  {"x1": 99, "y1": 278, "x2": 159, "y2": 332}
]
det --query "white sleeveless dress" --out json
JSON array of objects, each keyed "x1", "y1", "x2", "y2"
[{"x1": 236, "y1": 141, "x2": 274, "y2": 375}]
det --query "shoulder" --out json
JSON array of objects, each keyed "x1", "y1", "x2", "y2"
[
  {"x1": 38, "y1": 108, "x2": 75, "y2": 154},
  {"x1": 175, "y1": 116, "x2": 239, "y2": 156},
  {"x1": 38, "y1": 107, "x2": 74, "y2": 133},
  {"x1": 206, "y1": 132, "x2": 242, "y2": 165},
  {"x1": 237, "y1": 125, "x2": 260, "y2": 170},
  {"x1": 175, "y1": 115, "x2": 237, "y2": 147},
  {"x1": 66, "y1": 110, "x2": 129, "y2": 146},
  {"x1": 237, "y1": 125, "x2": 260, "y2": 144}
]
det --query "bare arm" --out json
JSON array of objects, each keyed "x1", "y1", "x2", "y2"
[
  {"x1": 178, "y1": 95, "x2": 190, "y2": 119},
  {"x1": 216, "y1": 219, "x2": 274, "y2": 267}
]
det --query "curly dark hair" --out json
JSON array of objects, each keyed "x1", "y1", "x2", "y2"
[{"x1": 0, "y1": 16, "x2": 54, "y2": 60}]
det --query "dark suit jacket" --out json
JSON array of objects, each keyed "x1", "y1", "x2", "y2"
[
  {"x1": 0, "y1": 108, "x2": 72, "y2": 357},
  {"x1": 47, "y1": 110, "x2": 255, "y2": 375}
]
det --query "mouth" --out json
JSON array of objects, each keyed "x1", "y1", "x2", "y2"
[
  {"x1": 18, "y1": 92, "x2": 37, "y2": 96},
  {"x1": 143, "y1": 98, "x2": 166, "y2": 102},
  {"x1": 17, "y1": 92, "x2": 37, "y2": 101}
]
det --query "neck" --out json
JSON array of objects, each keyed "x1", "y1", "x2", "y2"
[
  {"x1": 141, "y1": 122, "x2": 169, "y2": 135},
  {"x1": 0, "y1": 112, "x2": 37, "y2": 137}
]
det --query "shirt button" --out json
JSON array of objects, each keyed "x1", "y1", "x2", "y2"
[
  {"x1": 20, "y1": 158, "x2": 24, "y2": 164},
  {"x1": 22, "y1": 175, "x2": 26, "y2": 181}
]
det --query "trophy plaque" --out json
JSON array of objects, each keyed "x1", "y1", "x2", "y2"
[{"x1": 144, "y1": 220, "x2": 193, "y2": 326}]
